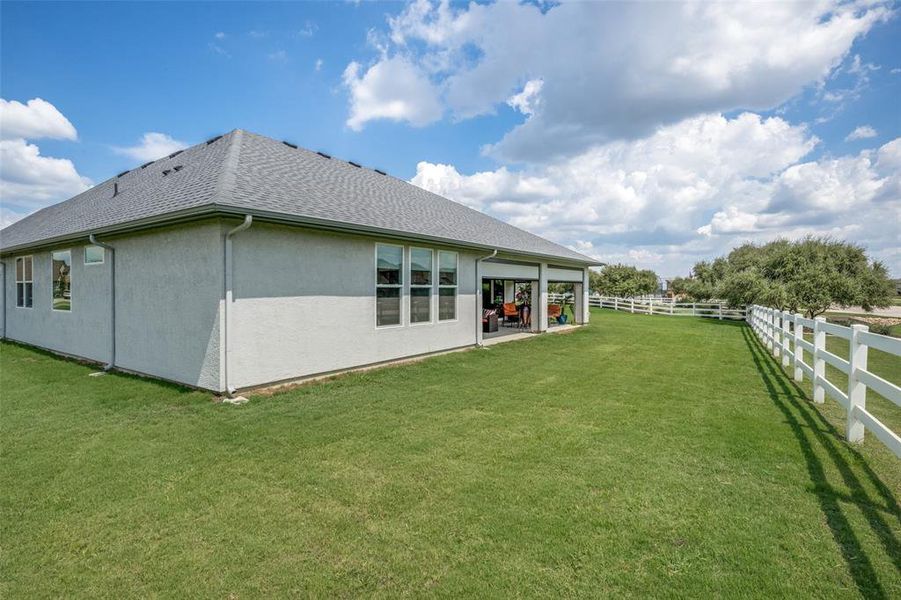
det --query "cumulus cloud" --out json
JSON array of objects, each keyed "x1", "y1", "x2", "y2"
[
  {"x1": 0, "y1": 138, "x2": 91, "y2": 209},
  {"x1": 0, "y1": 97, "x2": 77, "y2": 141},
  {"x1": 412, "y1": 111, "x2": 899, "y2": 274},
  {"x1": 113, "y1": 132, "x2": 188, "y2": 162},
  {"x1": 343, "y1": 57, "x2": 443, "y2": 130},
  {"x1": 0, "y1": 98, "x2": 91, "y2": 226},
  {"x1": 351, "y1": 0, "x2": 888, "y2": 162},
  {"x1": 846, "y1": 125, "x2": 878, "y2": 141}
]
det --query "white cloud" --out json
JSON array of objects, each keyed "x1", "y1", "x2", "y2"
[
  {"x1": 343, "y1": 57, "x2": 443, "y2": 130},
  {"x1": 113, "y1": 132, "x2": 188, "y2": 163},
  {"x1": 298, "y1": 21, "x2": 317, "y2": 37},
  {"x1": 214, "y1": 31, "x2": 226, "y2": 40},
  {"x1": 268, "y1": 50, "x2": 287, "y2": 62},
  {"x1": 0, "y1": 138, "x2": 91, "y2": 214},
  {"x1": 506, "y1": 79, "x2": 543, "y2": 117},
  {"x1": 0, "y1": 98, "x2": 91, "y2": 226},
  {"x1": 0, "y1": 98, "x2": 77, "y2": 141},
  {"x1": 846, "y1": 125, "x2": 878, "y2": 141},
  {"x1": 315, "y1": 58, "x2": 323, "y2": 72},
  {"x1": 352, "y1": 0, "x2": 888, "y2": 162},
  {"x1": 412, "y1": 111, "x2": 900, "y2": 275}
]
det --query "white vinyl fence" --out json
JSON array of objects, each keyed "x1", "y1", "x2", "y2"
[
  {"x1": 589, "y1": 296, "x2": 745, "y2": 320},
  {"x1": 749, "y1": 305, "x2": 901, "y2": 458}
]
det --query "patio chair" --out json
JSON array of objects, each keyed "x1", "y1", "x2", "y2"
[
  {"x1": 502, "y1": 302, "x2": 519, "y2": 327},
  {"x1": 547, "y1": 304, "x2": 562, "y2": 325},
  {"x1": 482, "y1": 309, "x2": 498, "y2": 333}
]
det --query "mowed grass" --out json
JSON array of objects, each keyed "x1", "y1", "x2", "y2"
[{"x1": 1, "y1": 309, "x2": 899, "y2": 598}]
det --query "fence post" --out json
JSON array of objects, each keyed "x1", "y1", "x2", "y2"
[
  {"x1": 773, "y1": 311, "x2": 782, "y2": 358},
  {"x1": 847, "y1": 324, "x2": 869, "y2": 443},
  {"x1": 812, "y1": 317, "x2": 826, "y2": 404},
  {"x1": 766, "y1": 308, "x2": 774, "y2": 351},
  {"x1": 793, "y1": 313, "x2": 803, "y2": 381},
  {"x1": 630, "y1": 299, "x2": 634, "y2": 314},
  {"x1": 781, "y1": 311, "x2": 790, "y2": 367},
  {"x1": 613, "y1": 297, "x2": 618, "y2": 311},
  {"x1": 718, "y1": 304, "x2": 723, "y2": 320},
  {"x1": 670, "y1": 302, "x2": 674, "y2": 315}
]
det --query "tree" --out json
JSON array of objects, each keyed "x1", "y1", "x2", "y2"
[
  {"x1": 592, "y1": 264, "x2": 659, "y2": 297},
  {"x1": 680, "y1": 237, "x2": 893, "y2": 317}
]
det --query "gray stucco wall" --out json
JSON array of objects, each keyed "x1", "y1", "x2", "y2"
[
  {"x1": 3, "y1": 245, "x2": 112, "y2": 362},
  {"x1": 2, "y1": 221, "x2": 223, "y2": 391},
  {"x1": 227, "y1": 223, "x2": 479, "y2": 389}
]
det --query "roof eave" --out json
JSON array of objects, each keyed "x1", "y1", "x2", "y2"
[{"x1": 0, "y1": 202, "x2": 600, "y2": 266}]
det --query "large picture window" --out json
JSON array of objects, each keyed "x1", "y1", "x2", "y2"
[
  {"x1": 52, "y1": 250, "x2": 72, "y2": 311},
  {"x1": 409, "y1": 247, "x2": 433, "y2": 324},
  {"x1": 376, "y1": 244, "x2": 403, "y2": 327},
  {"x1": 15, "y1": 256, "x2": 33, "y2": 308},
  {"x1": 438, "y1": 250, "x2": 458, "y2": 321}
]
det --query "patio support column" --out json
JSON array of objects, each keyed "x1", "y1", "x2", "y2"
[
  {"x1": 504, "y1": 280, "x2": 515, "y2": 303},
  {"x1": 577, "y1": 267, "x2": 590, "y2": 324},
  {"x1": 537, "y1": 263, "x2": 548, "y2": 332}
]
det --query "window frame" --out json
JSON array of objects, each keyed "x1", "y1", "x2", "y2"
[
  {"x1": 51, "y1": 249, "x2": 73, "y2": 313},
  {"x1": 408, "y1": 246, "x2": 434, "y2": 326},
  {"x1": 84, "y1": 245, "x2": 105, "y2": 265},
  {"x1": 374, "y1": 242, "x2": 404, "y2": 329},
  {"x1": 15, "y1": 255, "x2": 34, "y2": 309},
  {"x1": 437, "y1": 250, "x2": 459, "y2": 322}
]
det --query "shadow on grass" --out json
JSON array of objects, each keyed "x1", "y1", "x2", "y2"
[{"x1": 741, "y1": 327, "x2": 900, "y2": 599}]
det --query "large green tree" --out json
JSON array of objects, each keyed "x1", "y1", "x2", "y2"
[
  {"x1": 680, "y1": 237, "x2": 893, "y2": 316},
  {"x1": 591, "y1": 264, "x2": 659, "y2": 297}
]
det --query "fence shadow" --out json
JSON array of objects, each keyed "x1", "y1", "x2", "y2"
[{"x1": 741, "y1": 327, "x2": 900, "y2": 598}]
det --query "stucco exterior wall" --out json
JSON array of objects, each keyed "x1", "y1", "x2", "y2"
[
  {"x1": 2, "y1": 222, "x2": 223, "y2": 390},
  {"x1": 3, "y1": 246, "x2": 111, "y2": 362},
  {"x1": 227, "y1": 223, "x2": 479, "y2": 389}
]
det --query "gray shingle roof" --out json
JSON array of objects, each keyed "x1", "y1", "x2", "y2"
[{"x1": 0, "y1": 130, "x2": 596, "y2": 264}]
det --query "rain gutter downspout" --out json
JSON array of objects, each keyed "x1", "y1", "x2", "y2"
[
  {"x1": 475, "y1": 249, "x2": 498, "y2": 346},
  {"x1": 223, "y1": 215, "x2": 253, "y2": 396},
  {"x1": 89, "y1": 234, "x2": 115, "y2": 370}
]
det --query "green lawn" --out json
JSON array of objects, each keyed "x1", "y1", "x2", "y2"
[{"x1": 1, "y1": 309, "x2": 899, "y2": 598}]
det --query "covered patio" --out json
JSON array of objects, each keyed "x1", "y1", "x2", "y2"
[{"x1": 477, "y1": 258, "x2": 589, "y2": 344}]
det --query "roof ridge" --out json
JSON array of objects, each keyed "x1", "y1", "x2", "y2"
[{"x1": 213, "y1": 129, "x2": 243, "y2": 205}]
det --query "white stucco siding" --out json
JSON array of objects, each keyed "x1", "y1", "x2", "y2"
[
  {"x1": 3, "y1": 246, "x2": 111, "y2": 362},
  {"x1": 113, "y1": 222, "x2": 223, "y2": 391},
  {"x1": 228, "y1": 224, "x2": 478, "y2": 389},
  {"x1": 3, "y1": 222, "x2": 223, "y2": 391}
]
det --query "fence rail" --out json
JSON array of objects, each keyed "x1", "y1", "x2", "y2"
[
  {"x1": 748, "y1": 305, "x2": 901, "y2": 458},
  {"x1": 584, "y1": 295, "x2": 746, "y2": 320}
]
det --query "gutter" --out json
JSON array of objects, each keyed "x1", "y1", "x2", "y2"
[
  {"x1": 223, "y1": 215, "x2": 253, "y2": 396},
  {"x1": 1, "y1": 205, "x2": 600, "y2": 267},
  {"x1": 89, "y1": 234, "x2": 116, "y2": 370},
  {"x1": 1, "y1": 261, "x2": 5, "y2": 340},
  {"x1": 475, "y1": 249, "x2": 498, "y2": 346}
]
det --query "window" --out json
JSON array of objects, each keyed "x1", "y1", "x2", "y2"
[
  {"x1": 51, "y1": 250, "x2": 72, "y2": 311},
  {"x1": 15, "y1": 256, "x2": 33, "y2": 308},
  {"x1": 438, "y1": 250, "x2": 457, "y2": 321},
  {"x1": 376, "y1": 244, "x2": 403, "y2": 327},
  {"x1": 84, "y1": 245, "x2": 105, "y2": 265},
  {"x1": 409, "y1": 247, "x2": 432, "y2": 324}
]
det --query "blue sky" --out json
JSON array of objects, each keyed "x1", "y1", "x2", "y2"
[{"x1": 2, "y1": 1, "x2": 899, "y2": 275}]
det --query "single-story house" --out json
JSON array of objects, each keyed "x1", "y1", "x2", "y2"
[{"x1": 0, "y1": 130, "x2": 598, "y2": 394}]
